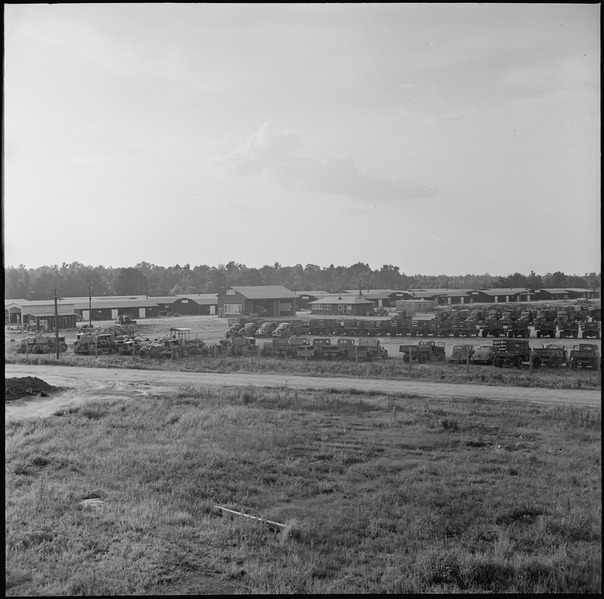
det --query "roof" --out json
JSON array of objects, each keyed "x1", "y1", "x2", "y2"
[
  {"x1": 539, "y1": 288, "x2": 573, "y2": 295},
  {"x1": 343, "y1": 289, "x2": 409, "y2": 300},
  {"x1": 309, "y1": 295, "x2": 374, "y2": 305},
  {"x1": 22, "y1": 304, "x2": 76, "y2": 317},
  {"x1": 295, "y1": 290, "x2": 330, "y2": 299},
  {"x1": 228, "y1": 285, "x2": 296, "y2": 299},
  {"x1": 71, "y1": 298, "x2": 160, "y2": 310},
  {"x1": 469, "y1": 288, "x2": 528, "y2": 296},
  {"x1": 150, "y1": 294, "x2": 218, "y2": 305}
]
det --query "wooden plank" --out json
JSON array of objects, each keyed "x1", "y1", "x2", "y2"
[{"x1": 213, "y1": 505, "x2": 286, "y2": 530}]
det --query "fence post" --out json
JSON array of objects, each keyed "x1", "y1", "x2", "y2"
[{"x1": 529, "y1": 347, "x2": 533, "y2": 376}]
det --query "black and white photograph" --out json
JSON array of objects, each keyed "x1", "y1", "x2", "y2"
[{"x1": 4, "y1": 3, "x2": 601, "y2": 595}]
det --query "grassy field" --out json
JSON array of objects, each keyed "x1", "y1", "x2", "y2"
[{"x1": 5, "y1": 384, "x2": 601, "y2": 594}]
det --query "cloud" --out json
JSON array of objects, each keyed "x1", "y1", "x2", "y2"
[{"x1": 222, "y1": 122, "x2": 438, "y2": 201}]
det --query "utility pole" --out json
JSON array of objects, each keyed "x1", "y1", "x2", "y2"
[
  {"x1": 88, "y1": 282, "x2": 92, "y2": 327},
  {"x1": 54, "y1": 288, "x2": 60, "y2": 359}
]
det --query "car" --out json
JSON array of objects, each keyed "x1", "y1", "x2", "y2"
[
  {"x1": 448, "y1": 344, "x2": 475, "y2": 363},
  {"x1": 469, "y1": 344, "x2": 495, "y2": 365}
]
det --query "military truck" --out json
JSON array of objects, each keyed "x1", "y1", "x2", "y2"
[
  {"x1": 534, "y1": 310, "x2": 557, "y2": 338},
  {"x1": 531, "y1": 344, "x2": 568, "y2": 369},
  {"x1": 558, "y1": 320, "x2": 580, "y2": 339},
  {"x1": 568, "y1": 344, "x2": 600, "y2": 370},
  {"x1": 399, "y1": 340, "x2": 445, "y2": 363},
  {"x1": 581, "y1": 321, "x2": 601, "y2": 339},
  {"x1": 492, "y1": 339, "x2": 530, "y2": 368}
]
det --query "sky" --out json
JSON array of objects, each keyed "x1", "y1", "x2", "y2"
[{"x1": 3, "y1": 3, "x2": 600, "y2": 276}]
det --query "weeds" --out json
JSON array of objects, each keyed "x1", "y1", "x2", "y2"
[{"x1": 5, "y1": 386, "x2": 601, "y2": 595}]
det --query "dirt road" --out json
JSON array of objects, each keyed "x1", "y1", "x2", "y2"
[{"x1": 4, "y1": 364, "x2": 600, "y2": 421}]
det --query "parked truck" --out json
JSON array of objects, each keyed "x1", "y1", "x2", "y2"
[
  {"x1": 506, "y1": 319, "x2": 531, "y2": 338},
  {"x1": 492, "y1": 338, "x2": 530, "y2": 368},
  {"x1": 399, "y1": 340, "x2": 445, "y2": 363},
  {"x1": 558, "y1": 320, "x2": 580, "y2": 339},
  {"x1": 531, "y1": 344, "x2": 568, "y2": 369},
  {"x1": 534, "y1": 310, "x2": 557, "y2": 338},
  {"x1": 568, "y1": 344, "x2": 600, "y2": 370},
  {"x1": 581, "y1": 321, "x2": 601, "y2": 339}
]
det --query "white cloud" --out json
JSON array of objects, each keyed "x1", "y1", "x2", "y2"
[{"x1": 222, "y1": 122, "x2": 439, "y2": 201}]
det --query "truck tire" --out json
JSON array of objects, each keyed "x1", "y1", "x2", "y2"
[
  {"x1": 532, "y1": 357, "x2": 541, "y2": 369},
  {"x1": 494, "y1": 357, "x2": 503, "y2": 368},
  {"x1": 419, "y1": 355, "x2": 426, "y2": 364},
  {"x1": 582, "y1": 332, "x2": 587, "y2": 339},
  {"x1": 536, "y1": 331, "x2": 541, "y2": 338},
  {"x1": 482, "y1": 330, "x2": 488, "y2": 338},
  {"x1": 514, "y1": 356, "x2": 523, "y2": 369},
  {"x1": 570, "y1": 358, "x2": 577, "y2": 370}
]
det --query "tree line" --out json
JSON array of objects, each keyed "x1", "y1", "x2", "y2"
[{"x1": 4, "y1": 262, "x2": 601, "y2": 301}]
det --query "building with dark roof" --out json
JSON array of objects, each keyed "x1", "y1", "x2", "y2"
[
  {"x1": 5, "y1": 300, "x2": 77, "y2": 329},
  {"x1": 309, "y1": 294, "x2": 374, "y2": 316},
  {"x1": 217, "y1": 286, "x2": 296, "y2": 318},
  {"x1": 151, "y1": 294, "x2": 218, "y2": 316}
]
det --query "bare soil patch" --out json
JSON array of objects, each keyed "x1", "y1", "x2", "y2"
[{"x1": 5, "y1": 377, "x2": 61, "y2": 402}]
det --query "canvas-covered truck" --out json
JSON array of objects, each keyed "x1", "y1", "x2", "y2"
[
  {"x1": 492, "y1": 338, "x2": 531, "y2": 369},
  {"x1": 581, "y1": 321, "x2": 601, "y2": 339},
  {"x1": 568, "y1": 344, "x2": 600, "y2": 370},
  {"x1": 531, "y1": 344, "x2": 568, "y2": 369},
  {"x1": 399, "y1": 340, "x2": 445, "y2": 363},
  {"x1": 18, "y1": 335, "x2": 68, "y2": 354}
]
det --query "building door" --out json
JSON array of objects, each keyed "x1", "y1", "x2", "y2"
[
  {"x1": 111, "y1": 309, "x2": 118, "y2": 320},
  {"x1": 210, "y1": 306, "x2": 216, "y2": 315},
  {"x1": 139, "y1": 308, "x2": 146, "y2": 318}
]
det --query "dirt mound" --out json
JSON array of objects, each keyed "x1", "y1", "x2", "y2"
[{"x1": 5, "y1": 377, "x2": 60, "y2": 402}]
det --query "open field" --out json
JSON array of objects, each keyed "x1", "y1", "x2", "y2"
[
  {"x1": 5, "y1": 381, "x2": 601, "y2": 594},
  {"x1": 5, "y1": 314, "x2": 601, "y2": 594}
]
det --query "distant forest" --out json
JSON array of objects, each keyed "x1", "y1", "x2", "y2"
[{"x1": 4, "y1": 262, "x2": 601, "y2": 301}]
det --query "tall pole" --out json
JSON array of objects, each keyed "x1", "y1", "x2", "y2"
[
  {"x1": 89, "y1": 282, "x2": 92, "y2": 327},
  {"x1": 54, "y1": 288, "x2": 60, "y2": 359}
]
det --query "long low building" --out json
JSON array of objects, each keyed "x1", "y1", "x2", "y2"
[
  {"x1": 5, "y1": 294, "x2": 219, "y2": 327},
  {"x1": 5, "y1": 300, "x2": 77, "y2": 330}
]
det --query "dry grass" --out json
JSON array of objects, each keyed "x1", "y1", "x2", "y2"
[{"x1": 5, "y1": 385, "x2": 601, "y2": 595}]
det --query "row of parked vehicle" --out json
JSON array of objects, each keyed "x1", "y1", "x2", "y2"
[
  {"x1": 403, "y1": 339, "x2": 600, "y2": 370},
  {"x1": 225, "y1": 306, "x2": 601, "y2": 341}
]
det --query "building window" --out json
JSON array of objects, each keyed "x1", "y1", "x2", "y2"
[
  {"x1": 227, "y1": 289, "x2": 235, "y2": 296},
  {"x1": 182, "y1": 299, "x2": 188, "y2": 304},
  {"x1": 224, "y1": 304, "x2": 241, "y2": 314},
  {"x1": 338, "y1": 303, "x2": 343, "y2": 310}
]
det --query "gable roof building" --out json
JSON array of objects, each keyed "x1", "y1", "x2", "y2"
[{"x1": 217, "y1": 285, "x2": 296, "y2": 318}]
